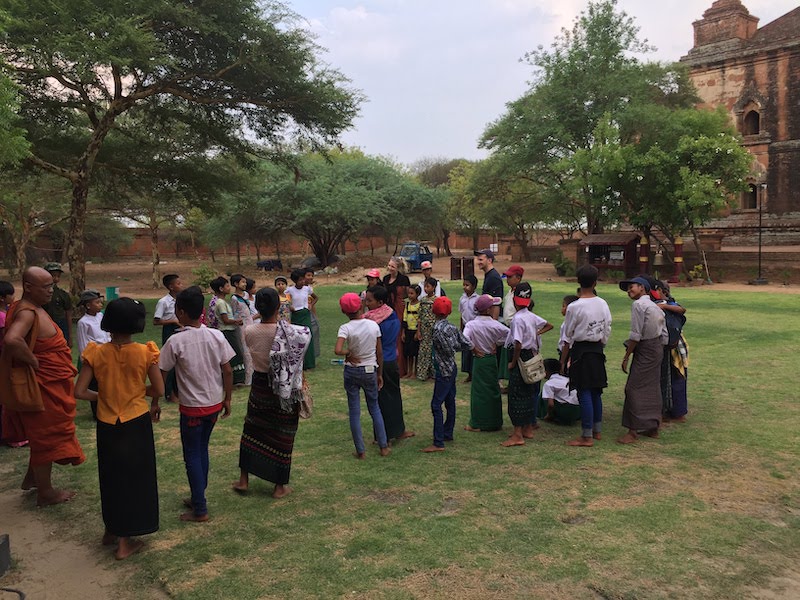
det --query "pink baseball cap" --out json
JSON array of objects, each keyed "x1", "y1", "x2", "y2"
[
  {"x1": 365, "y1": 268, "x2": 381, "y2": 279},
  {"x1": 339, "y1": 292, "x2": 362, "y2": 314},
  {"x1": 474, "y1": 294, "x2": 500, "y2": 312},
  {"x1": 420, "y1": 260, "x2": 433, "y2": 270}
]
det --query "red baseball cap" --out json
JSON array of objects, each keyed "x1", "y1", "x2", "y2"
[
  {"x1": 365, "y1": 268, "x2": 381, "y2": 279},
  {"x1": 432, "y1": 296, "x2": 452, "y2": 316},
  {"x1": 503, "y1": 265, "x2": 524, "y2": 278}
]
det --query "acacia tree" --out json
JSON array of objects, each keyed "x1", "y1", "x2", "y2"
[
  {"x1": 2, "y1": 0, "x2": 361, "y2": 295},
  {"x1": 0, "y1": 75, "x2": 27, "y2": 165}
]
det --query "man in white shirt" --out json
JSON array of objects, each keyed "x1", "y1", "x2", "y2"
[
  {"x1": 154, "y1": 273, "x2": 183, "y2": 402},
  {"x1": 76, "y1": 289, "x2": 111, "y2": 420}
]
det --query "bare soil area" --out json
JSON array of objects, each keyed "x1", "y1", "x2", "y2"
[{"x1": 4, "y1": 251, "x2": 796, "y2": 298}]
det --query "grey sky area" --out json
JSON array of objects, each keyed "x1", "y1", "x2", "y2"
[{"x1": 288, "y1": 0, "x2": 798, "y2": 165}]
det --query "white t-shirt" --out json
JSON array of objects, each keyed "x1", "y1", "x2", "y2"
[
  {"x1": 562, "y1": 296, "x2": 612, "y2": 347},
  {"x1": 501, "y1": 289, "x2": 517, "y2": 325},
  {"x1": 76, "y1": 312, "x2": 111, "y2": 354},
  {"x1": 505, "y1": 308, "x2": 547, "y2": 352},
  {"x1": 542, "y1": 373, "x2": 579, "y2": 405},
  {"x1": 337, "y1": 319, "x2": 381, "y2": 367},
  {"x1": 154, "y1": 294, "x2": 176, "y2": 321},
  {"x1": 288, "y1": 285, "x2": 312, "y2": 311},
  {"x1": 159, "y1": 325, "x2": 236, "y2": 408}
]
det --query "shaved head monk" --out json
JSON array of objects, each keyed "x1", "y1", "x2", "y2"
[{"x1": 2, "y1": 266, "x2": 85, "y2": 506}]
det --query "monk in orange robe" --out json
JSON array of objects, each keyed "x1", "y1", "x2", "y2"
[{"x1": 2, "y1": 266, "x2": 85, "y2": 506}]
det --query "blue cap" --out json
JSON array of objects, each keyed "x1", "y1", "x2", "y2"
[{"x1": 619, "y1": 277, "x2": 651, "y2": 292}]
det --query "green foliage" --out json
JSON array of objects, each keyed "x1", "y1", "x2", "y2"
[
  {"x1": 0, "y1": 74, "x2": 28, "y2": 165},
  {"x1": 191, "y1": 264, "x2": 219, "y2": 291},
  {"x1": 689, "y1": 263, "x2": 705, "y2": 280},
  {"x1": 552, "y1": 247, "x2": 576, "y2": 276}
]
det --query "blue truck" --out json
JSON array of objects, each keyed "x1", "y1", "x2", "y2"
[{"x1": 397, "y1": 241, "x2": 433, "y2": 272}]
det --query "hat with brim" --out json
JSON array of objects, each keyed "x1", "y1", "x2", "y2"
[
  {"x1": 474, "y1": 248, "x2": 495, "y2": 260},
  {"x1": 365, "y1": 268, "x2": 381, "y2": 279},
  {"x1": 79, "y1": 289, "x2": 102, "y2": 306},
  {"x1": 420, "y1": 261, "x2": 433, "y2": 270},
  {"x1": 619, "y1": 277, "x2": 651, "y2": 292},
  {"x1": 513, "y1": 282, "x2": 533, "y2": 307},
  {"x1": 43, "y1": 262, "x2": 64, "y2": 273},
  {"x1": 474, "y1": 294, "x2": 497, "y2": 312},
  {"x1": 503, "y1": 265, "x2": 524, "y2": 278}
]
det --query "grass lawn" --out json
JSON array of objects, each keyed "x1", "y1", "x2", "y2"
[{"x1": 2, "y1": 281, "x2": 799, "y2": 599}]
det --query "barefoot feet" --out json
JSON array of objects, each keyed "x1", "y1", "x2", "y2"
[
  {"x1": 421, "y1": 445, "x2": 445, "y2": 453},
  {"x1": 642, "y1": 428, "x2": 660, "y2": 438},
  {"x1": 566, "y1": 436, "x2": 594, "y2": 447},
  {"x1": 179, "y1": 511, "x2": 209, "y2": 522},
  {"x1": 272, "y1": 484, "x2": 292, "y2": 499},
  {"x1": 101, "y1": 531, "x2": 118, "y2": 546},
  {"x1": 463, "y1": 425, "x2": 482, "y2": 432},
  {"x1": 592, "y1": 432, "x2": 602, "y2": 441},
  {"x1": 115, "y1": 537, "x2": 144, "y2": 560},
  {"x1": 354, "y1": 451, "x2": 366, "y2": 460},
  {"x1": 36, "y1": 488, "x2": 76, "y2": 507},
  {"x1": 501, "y1": 435, "x2": 525, "y2": 447},
  {"x1": 396, "y1": 430, "x2": 416, "y2": 440},
  {"x1": 617, "y1": 431, "x2": 639, "y2": 444},
  {"x1": 379, "y1": 446, "x2": 391, "y2": 457}
]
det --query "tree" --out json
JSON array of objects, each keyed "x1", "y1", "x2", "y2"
[
  {"x1": 0, "y1": 75, "x2": 28, "y2": 165},
  {"x1": 2, "y1": 0, "x2": 361, "y2": 295},
  {"x1": 0, "y1": 168, "x2": 71, "y2": 278},
  {"x1": 480, "y1": 0, "x2": 697, "y2": 233},
  {"x1": 413, "y1": 157, "x2": 467, "y2": 255}
]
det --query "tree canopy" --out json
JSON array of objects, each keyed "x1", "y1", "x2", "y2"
[{"x1": 1, "y1": 0, "x2": 362, "y2": 293}]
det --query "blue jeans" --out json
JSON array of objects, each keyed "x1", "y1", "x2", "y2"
[
  {"x1": 344, "y1": 366, "x2": 388, "y2": 454},
  {"x1": 431, "y1": 371, "x2": 457, "y2": 448},
  {"x1": 180, "y1": 411, "x2": 219, "y2": 516},
  {"x1": 577, "y1": 387, "x2": 603, "y2": 438}
]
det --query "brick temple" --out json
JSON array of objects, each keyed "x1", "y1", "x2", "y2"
[{"x1": 681, "y1": 0, "x2": 800, "y2": 246}]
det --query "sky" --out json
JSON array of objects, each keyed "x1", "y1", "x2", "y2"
[{"x1": 287, "y1": 0, "x2": 799, "y2": 166}]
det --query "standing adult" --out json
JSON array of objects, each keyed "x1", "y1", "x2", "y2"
[
  {"x1": 619, "y1": 277, "x2": 667, "y2": 444},
  {"x1": 383, "y1": 257, "x2": 411, "y2": 376},
  {"x1": 154, "y1": 273, "x2": 183, "y2": 402},
  {"x1": 475, "y1": 249, "x2": 503, "y2": 319},
  {"x1": 234, "y1": 287, "x2": 311, "y2": 499},
  {"x1": 1, "y1": 266, "x2": 85, "y2": 506},
  {"x1": 365, "y1": 286, "x2": 415, "y2": 442},
  {"x1": 42, "y1": 262, "x2": 73, "y2": 348}
]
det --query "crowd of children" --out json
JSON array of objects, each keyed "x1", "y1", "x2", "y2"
[{"x1": 0, "y1": 257, "x2": 690, "y2": 562}]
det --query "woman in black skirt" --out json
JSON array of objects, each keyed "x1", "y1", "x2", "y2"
[
  {"x1": 233, "y1": 287, "x2": 311, "y2": 498},
  {"x1": 75, "y1": 297, "x2": 163, "y2": 560}
]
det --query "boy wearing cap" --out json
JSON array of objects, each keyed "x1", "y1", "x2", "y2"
[
  {"x1": 335, "y1": 292, "x2": 390, "y2": 459},
  {"x1": 561, "y1": 265, "x2": 612, "y2": 447},
  {"x1": 462, "y1": 294, "x2": 508, "y2": 433},
  {"x1": 503, "y1": 282, "x2": 551, "y2": 447},
  {"x1": 421, "y1": 296, "x2": 473, "y2": 452},
  {"x1": 618, "y1": 276, "x2": 667, "y2": 444},
  {"x1": 42, "y1": 262, "x2": 73, "y2": 348},
  {"x1": 418, "y1": 261, "x2": 443, "y2": 297},
  {"x1": 498, "y1": 265, "x2": 524, "y2": 386},
  {"x1": 76, "y1": 290, "x2": 111, "y2": 420}
]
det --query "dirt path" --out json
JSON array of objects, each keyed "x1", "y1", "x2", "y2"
[{"x1": 0, "y1": 467, "x2": 167, "y2": 600}]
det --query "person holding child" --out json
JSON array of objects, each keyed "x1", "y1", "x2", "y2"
[
  {"x1": 561, "y1": 265, "x2": 612, "y2": 448},
  {"x1": 462, "y1": 294, "x2": 508, "y2": 433},
  {"x1": 335, "y1": 292, "x2": 391, "y2": 459},
  {"x1": 421, "y1": 296, "x2": 473, "y2": 452},
  {"x1": 160, "y1": 286, "x2": 236, "y2": 522},
  {"x1": 656, "y1": 281, "x2": 689, "y2": 423},
  {"x1": 75, "y1": 297, "x2": 163, "y2": 560},
  {"x1": 618, "y1": 276, "x2": 667, "y2": 444},
  {"x1": 234, "y1": 287, "x2": 311, "y2": 499}
]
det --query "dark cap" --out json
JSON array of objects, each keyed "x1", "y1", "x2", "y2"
[
  {"x1": 474, "y1": 248, "x2": 495, "y2": 260},
  {"x1": 78, "y1": 289, "x2": 102, "y2": 306},
  {"x1": 513, "y1": 282, "x2": 533, "y2": 307},
  {"x1": 43, "y1": 262, "x2": 64, "y2": 273},
  {"x1": 619, "y1": 276, "x2": 651, "y2": 293}
]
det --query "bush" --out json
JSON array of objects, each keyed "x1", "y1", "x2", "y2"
[
  {"x1": 191, "y1": 264, "x2": 219, "y2": 291},
  {"x1": 552, "y1": 248, "x2": 576, "y2": 277}
]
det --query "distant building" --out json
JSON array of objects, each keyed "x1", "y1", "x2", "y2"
[{"x1": 681, "y1": 0, "x2": 800, "y2": 245}]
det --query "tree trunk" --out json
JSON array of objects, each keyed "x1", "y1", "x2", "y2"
[
  {"x1": 151, "y1": 221, "x2": 161, "y2": 289},
  {"x1": 472, "y1": 230, "x2": 479, "y2": 251},
  {"x1": 236, "y1": 236, "x2": 241, "y2": 266},
  {"x1": 255, "y1": 243, "x2": 261, "y2": 261},
  {"x1": 369, "y1": 237, "x2": 374, "y2": 256},
  {"x1": 66, "y1": 178, "x2": 89, "y2": 297},
  {"x1": 14, "y1": 237, "x2": 27, "y2": 281},
  {"x1": 210, "y1": 250, "x2": 216, "y2": 263},
  {"x1": 441, "y1": 228, "x2": 452, "y2": 257},
  {"x1": 274, "y1": 240, "x2": 281, "y2": 259}
]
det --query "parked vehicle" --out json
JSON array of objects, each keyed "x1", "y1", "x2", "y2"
[{"x1": 397, "y1": 241, "x2": 433, "y2": 272}]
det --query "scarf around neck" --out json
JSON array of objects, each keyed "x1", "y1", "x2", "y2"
[
  {"x1": 364, "y1": 303, "x2": 393, "y2": 324},
  {"x1": 270, "y1": 320, "x2": 311, "y2": 411}
]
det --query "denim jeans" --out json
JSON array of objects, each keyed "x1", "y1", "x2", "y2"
[
  {"x1": 431, "y1": 371, "x2": 457, "y2": 448},
  {"x1": 180, "y1": 411, "x2": 219, "y2": 516},
  {"x1": 577, "y1": 387, "x2": 603, "y2": 438},
  {"x1": 343, "y1": 365, "x2": 388, "y2": 454}
]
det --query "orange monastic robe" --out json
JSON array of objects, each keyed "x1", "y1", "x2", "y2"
[{"x1": 5, "y1": 303, "x2": 85, "y2": 467}]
